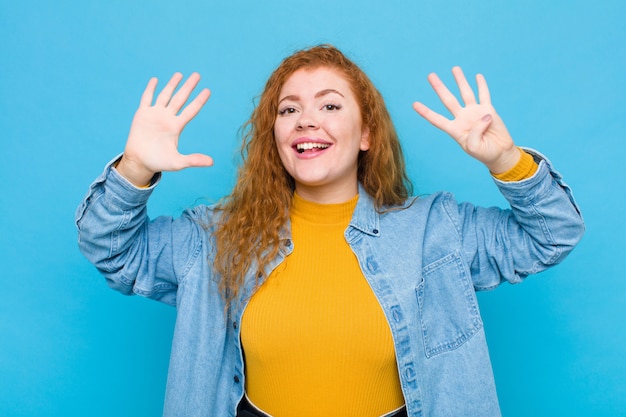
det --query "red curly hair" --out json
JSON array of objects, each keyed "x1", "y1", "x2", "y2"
[{"x1": 212, "y1": 44, "x2": 412, "y2": 305}]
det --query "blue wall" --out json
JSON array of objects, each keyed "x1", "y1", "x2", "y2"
[{"x1": 1, "y1": 0, "x2": 624, "y2": 415}]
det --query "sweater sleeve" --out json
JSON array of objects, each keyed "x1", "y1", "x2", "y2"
[{"x1": 491, "y1": 148, "x2": 538, "y2": 182}]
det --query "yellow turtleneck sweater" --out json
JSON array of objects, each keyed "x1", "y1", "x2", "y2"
[
  {"x1": 240, "y1": 149, "x2": 538, "y2": 416},
  {"x1": 241, "y1": 193, "x2": 405, "y2": 416}
]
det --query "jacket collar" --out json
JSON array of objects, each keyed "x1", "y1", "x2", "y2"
[
  {"x1": 278, "y1": 184, "x2": 382, "y2": 240},
  {"x1": 349, "y1": 183, "x2": 381, "y2": 237}
]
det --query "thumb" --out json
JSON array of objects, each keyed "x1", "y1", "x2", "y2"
[
  {"x1": 465, "y1": 113, "x2": 493, "y2": 152},
  {"x1": 180, "y1": 153, "x2": 214, "y2": 168}
]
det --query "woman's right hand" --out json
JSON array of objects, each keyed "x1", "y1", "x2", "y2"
[{"x1": 116, "y1": 72, "x2": 213, "y2": 187}]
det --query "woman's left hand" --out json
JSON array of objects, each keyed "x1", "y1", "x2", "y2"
[{"x1": 413, "y1": 66, "x2": 520, "y2": 174}]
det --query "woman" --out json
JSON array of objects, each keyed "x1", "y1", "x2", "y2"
[{"x1": 76, "y1": 45, "x2": 584, "y2": 416}]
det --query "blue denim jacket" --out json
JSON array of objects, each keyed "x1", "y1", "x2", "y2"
[{"x1": 76, "y1": 149, "x2": 583, "y2": 417}]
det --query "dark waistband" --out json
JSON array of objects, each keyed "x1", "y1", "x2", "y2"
[{"x1": 236, "y1": 395, "x2": 408, "y2": 417}]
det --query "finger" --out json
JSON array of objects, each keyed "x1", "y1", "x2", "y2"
[
  {"x1": 178, "y1": 88, "x2": 211, "y2": 126},
  {"x1": 452, "y1": 66, "x2": 477, "y2": 105},
  {"x1": 169, "y1": 72, "x2": 202, "y2": 114},
  {"x1": 139, "y1": 77, "x2": 158, "y2": 107},
  {"x1": 155, "y1": 72, "x2": 184, "y2": 106},
  {"x1": 413, "y1": 101, "x2": 454, "y2": 134},
  {"x1": 476, "y1": 74, "x2": 491, "y2": 105},
  {"x1": 427, "y1": 72, "x2": 462, "y2": 115}
]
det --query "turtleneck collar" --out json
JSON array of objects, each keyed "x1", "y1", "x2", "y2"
[{"x1": 291, "y1": 192, "x2": 358, "y2": 226}]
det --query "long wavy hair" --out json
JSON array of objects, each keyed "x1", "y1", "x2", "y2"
[{"x1": 212, "y1": 44, "x2": 412, "y2": 306}]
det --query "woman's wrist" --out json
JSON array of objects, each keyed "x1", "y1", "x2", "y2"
[
  {"x1": 491, "y1": 148, "x2": 538, "y2": 181},
  {"x1": 114, "y1": 156, "x2": 156, "y2": 188}
]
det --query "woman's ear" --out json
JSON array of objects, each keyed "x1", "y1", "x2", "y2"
[{"x1": 360, "y1": 127, "x2": 370, "y2": 151}]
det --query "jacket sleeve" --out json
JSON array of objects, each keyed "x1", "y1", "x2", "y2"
[
  {"x1": 75, "y1": 156, "x2": 205, "y2": 306},
  {"x1": 450, "y1": 149, "x2": 585, "y2": 291}
]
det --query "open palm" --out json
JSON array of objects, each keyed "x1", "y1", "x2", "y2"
[
  {"x1": 117, "y1": 72, "x2": 213, "y2": 186},
  {"x1": 413, "y1": 67, "x2": 520, "y2": 174}
]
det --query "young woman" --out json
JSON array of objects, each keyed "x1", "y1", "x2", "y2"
[{"x1": 76, "y1": 45, "x2": 584, "y2": 417}]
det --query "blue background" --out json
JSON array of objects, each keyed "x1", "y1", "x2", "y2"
[{"x1": 1, "y1": 0, "x2": 624, "y2": 415}]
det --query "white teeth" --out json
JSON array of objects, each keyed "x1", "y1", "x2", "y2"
[{"x1": 296, "y1": 142, "x2": 330, "y2": 152}]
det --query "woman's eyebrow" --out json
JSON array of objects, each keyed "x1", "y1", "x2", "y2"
[
  {"x1": 278, "y1": 94, "x2": 299, "y2": 105},
  {"x1": 278, "y1": 89, "x2": 345, "y2": 105},
  {"x1": 315, "y1": 89, "x2": 344, "y2": 99}
]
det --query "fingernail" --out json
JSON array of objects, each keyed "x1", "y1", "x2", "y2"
[{"x1": 482, "y1": 114, "x2": 492, "y2": 122}]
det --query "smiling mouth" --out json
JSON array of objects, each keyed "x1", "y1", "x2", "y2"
[{"x1": 295, "y1": 142, "x2": 331, "y2": 154}]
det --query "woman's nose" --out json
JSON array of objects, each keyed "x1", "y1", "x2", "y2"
[{"x1": 296, "y1": 110, "x2": 319, "y2": 130}]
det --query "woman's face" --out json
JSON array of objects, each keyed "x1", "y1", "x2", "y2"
[{"x1": 273, "y1": 67, "x2": 370, "y2": 204}]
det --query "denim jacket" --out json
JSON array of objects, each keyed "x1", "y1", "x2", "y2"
[{"x1": 76, "y1": 149, "x2": 584, "y2": 417}]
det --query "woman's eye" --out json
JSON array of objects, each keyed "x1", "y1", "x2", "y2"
[
  {"x1": 278, "y1": 107, "x2": 297, "y2": 116},
  {"x1": 323, "y1": 104, "x2": 341, "y2": 111}
]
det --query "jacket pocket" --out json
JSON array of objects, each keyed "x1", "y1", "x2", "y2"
[{"x1": 416, "y1": 252, "x2": 483, "y2": 358}]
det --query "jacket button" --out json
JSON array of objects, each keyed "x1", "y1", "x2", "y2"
[
  {"x1": 405, "y1": 366, "x2": 416, "y2": 381},
  {"x1": 373, "y1": 229, "x2": 379, "y2": 234},
  {"x1": 367, "y1": 259, "x2": 379, "y2": 273},
  {"x1": 392, "y1": 308, "x2": 402, "y2": 323},
  {"x1": 234, "y1": 375, "x2": 240, "y2": 383},
  {"x1": 233, "y1": 321, "x2": 238, "y2": 329}
]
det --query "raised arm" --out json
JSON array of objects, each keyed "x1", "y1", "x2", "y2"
[
  {"x1": 412, "y1": 67, "x2": 520, "y2": 175},
  {"x1": 413, "y1": 67, "x2": 584, "y2": 287},
  {"x1": 76, "y1": 73, "x2": 214, "y2": 304},
  {"x1": 117, "y1": 72, "x2": 213, "y2": 186}
]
